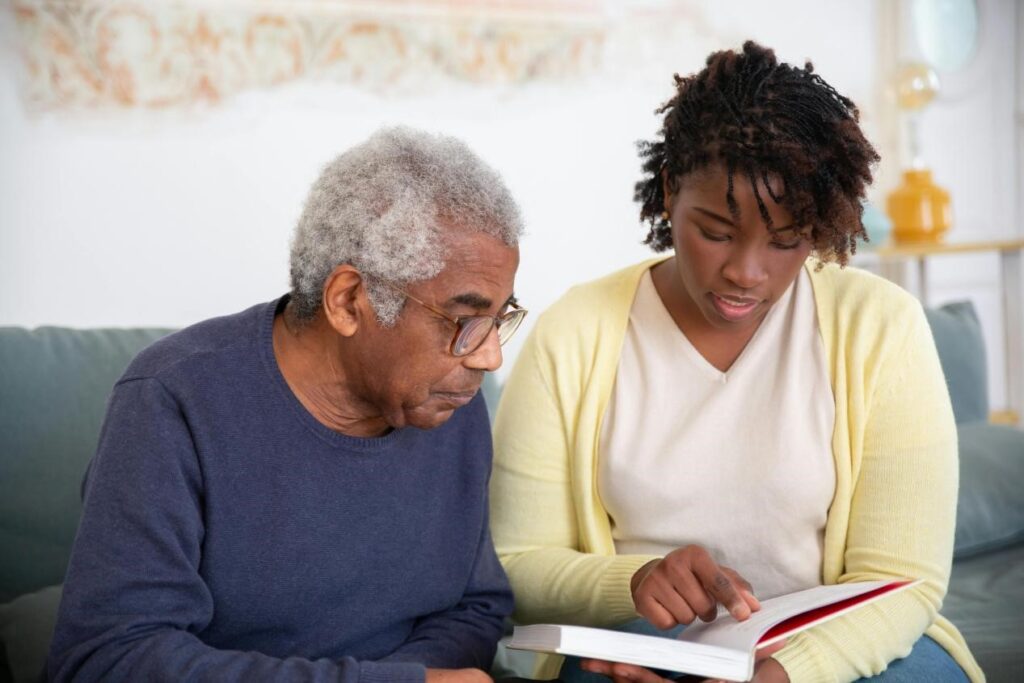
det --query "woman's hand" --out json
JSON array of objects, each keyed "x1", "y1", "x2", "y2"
[
  {"x1": 631, "y1": 545, "x2": 761, "y2": 629},
  {"x1": 579, "y1": 640, "x2": 788, "y2": 683}
]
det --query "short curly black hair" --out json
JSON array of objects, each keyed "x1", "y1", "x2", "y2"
[{"x1": 635, "y1": 41, "x2": 880, "y2": 264}]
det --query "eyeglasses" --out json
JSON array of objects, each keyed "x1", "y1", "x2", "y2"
[{"x1": 379, "y1": 281, "x2": 528, "y2": 357}]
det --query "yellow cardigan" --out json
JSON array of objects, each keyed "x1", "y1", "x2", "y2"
[{"x1": 490, "y1": 258, "x2": 983, "y2": 682}]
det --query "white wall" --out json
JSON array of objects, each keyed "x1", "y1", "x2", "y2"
[
  {"x1": 891, "y1": 0, "x2": 1022, "y2": 412},
  {"x1": 6, "y1": 0, "x2": 1014, "y2": 400}
]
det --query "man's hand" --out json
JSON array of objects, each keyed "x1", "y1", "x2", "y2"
[
  {"x1": 580, "y1": 639, "x2": 788, "y2": 683},
  {"x1": 425, "y1": 668, "x2": 492, "y2": 682},
  {"x1": 631, "y1": 545, "x2": 760, "y2": 629}
]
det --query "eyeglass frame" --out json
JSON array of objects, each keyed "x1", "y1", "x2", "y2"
[{"x1": 377, "y1": 279, "x2": 527, "y2": 357}]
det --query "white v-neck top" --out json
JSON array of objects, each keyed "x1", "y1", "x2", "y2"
[{"x1": 598, "y1": 268, "x2": 836, "y2": 599}]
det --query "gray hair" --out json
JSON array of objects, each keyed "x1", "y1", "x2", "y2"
[{"x1": 289, "y1": 127, "x2": 524, "y2": 325}]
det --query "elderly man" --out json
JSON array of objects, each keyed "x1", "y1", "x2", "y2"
[{"x1": 47, "y1": 128, "x2": 525, "y2": 683}]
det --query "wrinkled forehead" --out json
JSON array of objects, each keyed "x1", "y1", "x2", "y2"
[{"x1": 417, "y1": 228, "x2": 519, "y2": 306}]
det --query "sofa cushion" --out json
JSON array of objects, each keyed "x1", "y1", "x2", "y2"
[
  {"x1": 0, "y1": 585, "x2": 61, "y2": 683},
  {"x1": 954, "y1": 422, "x2": 1024, "y2": 559},
  {"x1": 943, "y1": 542, "x2": 1024, "y2": 681},
  {"x1": 0, "y1": 327, "x2": 172, "y2": 602},
  {"x1": 925, "y1": 301, "x2": 989, "y2": 424}
]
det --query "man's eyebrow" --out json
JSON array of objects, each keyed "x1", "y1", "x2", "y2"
[
  {"x1": 444, "y1": 292, "x2": 517, "y2": 311},
  {"x1": 445, "y1": 293, "x2": 493, "y2": 310}
]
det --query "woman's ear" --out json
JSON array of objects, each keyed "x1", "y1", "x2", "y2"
[{"x1": 661, "y1": 169, "x2": 675, "y2": 214}]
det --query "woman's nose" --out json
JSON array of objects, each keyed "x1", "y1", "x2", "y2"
[{"x1": 721, "y1": 245, "x2": 768, "y2": 290}]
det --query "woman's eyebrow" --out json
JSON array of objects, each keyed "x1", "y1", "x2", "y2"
[
  {"x1": 692, "y1": 207, "x2": 734, "y2": 226},
  {"x1": 693, "y1": 206, "x2": 798, "y2": 234},
  {"x1": 769, "y1": 224, "x2": 799, "y2": 235}
]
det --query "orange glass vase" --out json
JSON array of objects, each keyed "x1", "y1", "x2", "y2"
[{"x1": 886, "y1": 169, "x2": 951, "y2": 243}]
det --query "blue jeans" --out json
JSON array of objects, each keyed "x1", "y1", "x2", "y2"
[{"x1": 559, "y1": 619, "x2": 968, "y2": 682}]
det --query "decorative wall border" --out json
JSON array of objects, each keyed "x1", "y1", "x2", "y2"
[{"x1": 10, "y1": 0, "x2": 615, "y2": 109}]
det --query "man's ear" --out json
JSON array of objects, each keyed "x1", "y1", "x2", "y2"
[{"x1": 321, "y1": 265, "x2": 366, "y2": 338}]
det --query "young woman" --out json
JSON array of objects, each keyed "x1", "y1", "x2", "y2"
[{"x1": 490, "y1": 42, "x2": 981, "y2": 683}]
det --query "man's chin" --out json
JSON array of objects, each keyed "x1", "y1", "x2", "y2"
[
  {"x1": 401, "y1": 406, "x2": 458, "y2": 431},
  {"x1": 403, "y1": 391, "x2": 477, "y2": 430},
  {"x1": 381, "y1": 389, "x2": 477, "y2": 431}
]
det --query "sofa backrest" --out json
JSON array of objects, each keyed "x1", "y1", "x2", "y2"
[
  {"x1": 0, "y1": 327, "x2": 173, "y2": 602},
  {"x1": 0, "y1": 298, "x2": 991, "y2": 603},
  {"x1": 924, "y1": 301, "x2": 989, "y2": 425}
]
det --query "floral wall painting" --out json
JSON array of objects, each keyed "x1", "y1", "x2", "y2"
[{"x1": 8, "y1": 0, "x2": 730, "y2": 111}]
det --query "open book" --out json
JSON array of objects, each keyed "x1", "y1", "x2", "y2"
[{"x1": 508, "y1": 579, "x2": 919, "y2": 682}]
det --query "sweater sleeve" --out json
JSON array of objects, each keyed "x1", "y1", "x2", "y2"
[
  {"x1": 490, "y1": 320, "x2": 658, "y2": 627},
  {"x1": 773, "y1": 302, "x2": 959, "y2": 683},
  {"x1": 379, "y1": 506, "x2": 513, "y2": 670},
  {"x1": 46, "y1": 377, "x2": 425, "y2": 683}
]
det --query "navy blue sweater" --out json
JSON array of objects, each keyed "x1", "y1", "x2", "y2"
[{"x1": 47, "y1": 298, "x2": 513, "y2": 683}]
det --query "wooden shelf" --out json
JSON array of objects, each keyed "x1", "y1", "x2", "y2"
[
  {"x1": 990, "y1": 410, "x2": 1020, "y2": 426},
  {"x1": 854, "y1": 236, "x2": 1024, "y2": 424},
  {"x1": 864, "y1": 237, "x2": 1024, "y2": 258}
]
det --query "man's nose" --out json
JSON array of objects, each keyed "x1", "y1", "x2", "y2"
[{"x1": 462, "y1": 325, "x2": 503, "y2": 372}]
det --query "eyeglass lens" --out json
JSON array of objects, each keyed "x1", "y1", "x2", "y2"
[
  {"x1": 496, "y1": 309, "x2": 525, "y2": 344},
  {"x1": 451, "y1": 309, "x2": 526, "y2": 357}
]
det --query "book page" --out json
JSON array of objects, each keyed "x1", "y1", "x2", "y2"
[
  {"x1": 508, "y1": 624, "x2": 752, "y2": 681},
  {"x1": 676, "y1": 580, "x2": 917, "y2": 651},
  {"x1": 507, "y1": 580, "x2": 917, "y2": 680}
]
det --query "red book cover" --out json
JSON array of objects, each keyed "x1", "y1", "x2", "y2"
[{"x1": 758, "y1": 580, "x2": 914, "y2": 644}]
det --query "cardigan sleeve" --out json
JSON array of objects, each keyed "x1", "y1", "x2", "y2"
[
  {"x1": 490, "y1": 316, "x2": 657, "y2": 627},
  {"x1": 774, "y1": 301, "x2": 959, "y2": 682}
]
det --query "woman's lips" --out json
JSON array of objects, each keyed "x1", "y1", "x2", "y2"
[{"x1": 709, "y1": 293, "x2": 761, "y2": 321}]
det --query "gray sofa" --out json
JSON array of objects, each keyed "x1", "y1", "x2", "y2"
[
  {"x1": 923, "y1": 301, "x2": 1024, "y2": 683},
  {"x1": 2, "y1": 301, "x2": 1022, "y2": 681}
]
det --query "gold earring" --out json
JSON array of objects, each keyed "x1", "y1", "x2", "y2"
[{"x1": 661, "y1": 210, "x2": 670, "y2": 223}]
